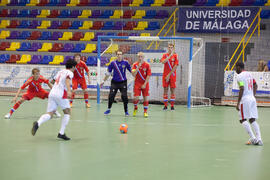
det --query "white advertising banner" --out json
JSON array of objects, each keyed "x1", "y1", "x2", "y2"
[{"x1": 224, "y1": 71, "x2": 270, "y2": 96}]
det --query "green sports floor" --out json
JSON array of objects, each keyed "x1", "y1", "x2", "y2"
[{"x1": 0, "y1": 96, "x2": 270, "y2": 180}]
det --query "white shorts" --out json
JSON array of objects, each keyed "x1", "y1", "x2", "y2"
[
  {"x1": 47, "y1": 96, "x2": 70, "y2": 113},
  {"x1": 238, "y1": 97, "x2": 258, "y2": 120}
]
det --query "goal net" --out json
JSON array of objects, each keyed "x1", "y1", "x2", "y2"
[{"x1": 97, "y1": 36, "x2": 210, "y2": 108}]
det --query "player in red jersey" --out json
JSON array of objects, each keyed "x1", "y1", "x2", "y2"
[
  {"x1": 132, "y1": 52, "x2": 151, "y2": 118},
  {"x1": 4, "y1": 68, "x2": 61, "y2": 119},
  {"x1": 70, "y1": 54, "x2": 91, "y2": 108},
  {"x1": 160, "y1": 43, "x2": 179, "y2": 110}
]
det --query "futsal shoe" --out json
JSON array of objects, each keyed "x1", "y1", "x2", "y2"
[
  {"x1": 255, "y1": 140, "x2": 263, "y2": 146},
  {"x1": 144, "y1": 112, "x2": 148, "y2": 118},
  {"x1": 133, "y1": 109, "x2": 137, "y2": 116},
  {"x1": 57, "y1": 133, "x2": 71, "y2": 141},
  {"x1": 125, "y1": 111, "x2": 129, "y2": 116},
  {"x1": 171, "y1": 106, "x2": 175, "y2": 111},
  {"x1": 245, "y1": 138, "x2": 258, "y2": 145},
  {"x1": 54, "y1": 111, "x2": 61, "y2": 118},
  {"x1": 4, "y1": 113, "x2": 11, "y2": 119},
  {"x1": 163, "y1": 106, "x2": 168, "y2": 111},
  {"x1": 104, "y1": 109, "x2": 111, "y2": 115},
  {"x1": 31, "y1": 121, "x2": 39, "y2": 136},
  {"x1": 86, "y1": 103, "x2": 90, "y2": 108}
]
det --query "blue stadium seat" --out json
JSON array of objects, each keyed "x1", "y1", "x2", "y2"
[
  {"x1": 0, "y1": 54, "x2": 10, "y2": 63},
  {"x1": 18, "y1": 20, "x2": 31, "y2": 28},
  {"x1": 41, "y1": 55, "x2": 53, "y2": 64},
  {"x1": 18, "y1": 31, "x2": 31, "y2": 39},
  {"x1": 145, "y1": 21, "x2": 160, "y2": 30},
  {"x1": 253, "y1": 0, "x2": 267, "y2": 6},
  {"x1": 100, "y1": 10, "x2": 113, "y2": 18},
  {"x1": 18, "y1": 0, "x2": 30, "y2": 6},
  {"x1": 59, "y1": 9, "x2": 71, "y2": 18},
  {"x1": 205, "y1": 0, "x2": 218, "y2": 6},
  {"x1": 261, "y1": 10, "x2": 270, "y2": 19},
  {"x1": 69, "y1": 21, "x2": 83, "y2": 29},
  {"x1": 18, "y1": 9, "x2": 30, "y2": 17},
  {"x1": 141, "y1": 0, "x2": 154, "y2": 6},
  {"x1": 17, "y1": 42, "x2": 31, "y2": 51},
  {"x1": 47, "y1": 0, "x2": 59, "y2": 6},
  {"x1": 143, "y1": 10, "x2": 156, "y2": 19},
  {"x1": 100, "y1": 0, "x2": 111, "y2": 6},
  {"x1": 86, "y1": 56, "x2": 97, "y2": 66},
  {"x1": 102, "y1": 21, "x2": 114, "y2": 30},
  {"x1": 39, "y1": 31, "x2": 52, "y2": 40},
  {"x1": 72, "y1": 43, "x2": 86, "y2": 52}
]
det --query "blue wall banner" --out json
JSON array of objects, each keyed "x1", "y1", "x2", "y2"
[{"x1": 177, "y1": 7, "x2": 260, "y2": 33}]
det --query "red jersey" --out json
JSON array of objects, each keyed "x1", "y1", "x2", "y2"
[
  {"x1": 73, "y1": 60, "x2": 89, "y2": 79},
  {"x1": 21, "y1": 75, "x2": 49, "y2": 93},
  {"x1": 132, "y1": 61, "x2": 151, "y2": 85},
  {"x1": 161, "y1": 53, "x2": 179, "y2": 77}
]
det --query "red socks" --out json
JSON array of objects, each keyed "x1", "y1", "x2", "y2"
[
  {"x1": 84, "y1": 92, "x2": 89, "y2": 104},
  {"x1": 133, "y1": 99, "x2": 139, "y2": 110},
  {"x1": 10, "y1": 101, "x2": 22, "y2": 114},
  {"x1": 170, "y1": 94, "x2": 175, "y2": 107},
  {"x1": 163, "y1": 94, "x2": 168, "y2": 107},
  {"x1": 143, "y1": 101, "x2": 149, "y2": 113}
]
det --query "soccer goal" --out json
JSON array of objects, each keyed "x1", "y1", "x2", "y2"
[{"x1": 96, "y1": 36, "x2": 211, "y2": 108}]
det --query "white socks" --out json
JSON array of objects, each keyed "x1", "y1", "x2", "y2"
[
  {"x1": 37, "y1": 114, "x2": 51, "y2": 126},
  {"x1": 59, "y1": 114, "x2": 70, "y2": 135},
  {"x1": 241, "y1": 121, "x2": 256, "y2": 139},
  {"x1": 251, "y1": 121, "x2": 262, "y2": 141}
]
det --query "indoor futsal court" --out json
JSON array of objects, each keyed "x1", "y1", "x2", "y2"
[
  {"x1": 0, "y1": 97, "x2": 269, "y2": 180},
  {"x1": 1, "y1": 0, "x2": 270, "y2": 179}
]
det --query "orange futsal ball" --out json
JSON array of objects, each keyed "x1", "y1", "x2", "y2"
[{"x1": 119, "y1": 124, "x2": 128, "y2": 134}]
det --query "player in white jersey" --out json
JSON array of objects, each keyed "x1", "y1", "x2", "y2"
[
  {"x1": 31, "y1": 59, "x2": 77, "y2": 140},
  {"x1": 236, "y1": 62, "x2": 263, "y2": 146}
]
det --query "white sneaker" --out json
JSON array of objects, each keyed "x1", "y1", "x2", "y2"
[
  {"x1": 4, "y1": 113, "x2": 11, "y2": 119},
  {"x1": 54, "y1": 111, "x2": 61, "y2": 118},
  {"x1": 256, "y1": 140, "x2": 263, "y2": 146},
  {"x1": 246, "y1": 138, "x2": 258, "y2": 145}
]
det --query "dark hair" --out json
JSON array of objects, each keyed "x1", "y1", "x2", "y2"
[
  {"x1": 74, "y1": 53, "x2": 81, "y2": 58},
  {"x1": 236, "y1": 62, "x2": 245, "y2": 69},
  {"x1": 66, "y1": 59, "x2": 77, "y2": 69},
  {"x1": 32, "y1": 68, "x2": 40, "y2": 74}
]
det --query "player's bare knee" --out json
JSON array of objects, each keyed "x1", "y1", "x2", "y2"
[
  {"x1": 249, "y1": 118, "x2": 255, "y2": 124},
  {"x1": 239, "y1": 119, "x2": 247, "y2": 124},
  {"x1": 63, "y1": 108, "x2": 70, "y2": 114}
]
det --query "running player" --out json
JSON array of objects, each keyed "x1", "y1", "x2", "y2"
[
  {"x1": 70, "y1": 54, "x2": 91, "y2": 108},
  {"x1": 31, "y1": 59, "x2": 77, "y2": 140},
  {"x1": 4, "y1": 68, "x2": 61, "y2": 119},
  {"x1": 236, "y1": 62, "x2": 263, "y2": 146},
  {"x1": 132, "y1": 52, "x2": 151, "y2": 118},
  {"x1": 160, "y1": 43, "x2": 179, "y2": 110},
  {"x1": 100, "y1": 50, "x2": 131, "y2": 116}
]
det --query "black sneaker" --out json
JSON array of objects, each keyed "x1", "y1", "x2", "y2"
[
  {"x1": 57, "y1": 133, "x2": 71, "y2": 141},
  {"x1": 31, "y1": 121, "x2": 39, "y2": 136},
  {"x1": 163, "y1": 106, "x2": 168, "y2": 110},
  {"x1": 171, "y1": 106, "x2": 175, "y2": 110}
]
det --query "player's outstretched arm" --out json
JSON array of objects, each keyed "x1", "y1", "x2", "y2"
[{"x1": 87, "y1": 72, "x2": 91, "y2": 85}]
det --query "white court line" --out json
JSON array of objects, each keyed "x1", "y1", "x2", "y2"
[{"x1": 71, "y1": 119, "x2": 270, "y2": 127}]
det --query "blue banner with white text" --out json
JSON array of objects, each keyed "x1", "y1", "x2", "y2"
[{"x1": 177, "y1": 7, "x2": 260, "y2": 33}]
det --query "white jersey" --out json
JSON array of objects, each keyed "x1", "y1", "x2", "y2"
[
  {"x1": 49, "y1": 69, "x2": 73, "y2": 99},
  {"x1": 237, "y1": 71, "x2": 255, "y2": 100}
]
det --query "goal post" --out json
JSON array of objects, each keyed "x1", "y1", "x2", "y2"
[{"x1": 96, "y1": 36, "x2": 209, "y2": 108}]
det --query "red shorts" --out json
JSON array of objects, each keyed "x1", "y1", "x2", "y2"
[
  {"x1": 162, "y1": 76, "x2": 176, "y2": 88},
  {"x1": 22, "y1": 89, "x2": 49, "y2": 101},
  {"x1": 134, "y1": 83, "x2": 149, "y2": 97},
  {"x1": 72, "y1": 78, "x2": 87, "y2": 90}
]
